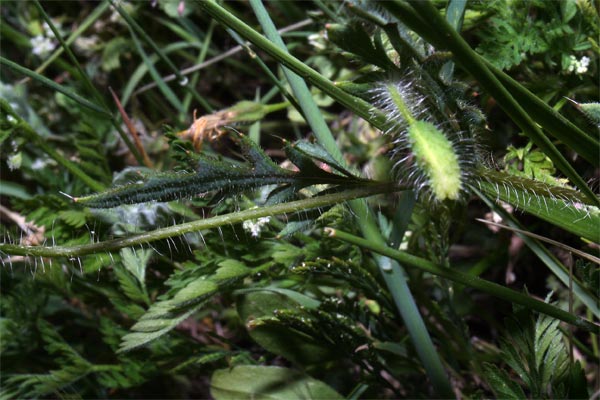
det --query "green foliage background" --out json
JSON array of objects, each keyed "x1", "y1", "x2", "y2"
[{"x1": 0, "y1": 0, "x2": 598, "y2": 398}]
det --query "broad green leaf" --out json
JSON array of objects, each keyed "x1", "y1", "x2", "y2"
[{"x1": 210, "y1": 365, "x2": 343, "y2": 400}]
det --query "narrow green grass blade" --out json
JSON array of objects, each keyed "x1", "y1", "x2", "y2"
[
  {"x1": 34, "y1": 0, "x2": 108, "y2": 111},
  {"x1": 128, "y1": 29, "x2": 184, "y2": 112},
  {"x1": 182, "y1": 20, "x2": 215, "y2": 116},
  {"x1": 439, "y1": 0, "x2": 466, "y2": 82},
  {"x1": 120, "y1": 42, "x2": 203, "y2": 108},
  {"x1": 109, "y1": 0, "x2": 186, "y2": 85},
  {"x1": 327, "y1": 228, "x2": 599, "y2": 335},
  {"x1": 0, "y1": 57, "x2": 110, "y2": 118},
  {"x1": 249, "y1": 0, "x2": 343, "y2": 163},
  {"x1": 194, "y1": 1, "x2": 390, "y2": 132},
  {"x1": 32, "y1": 0, "x2": 111, "y2": 79}
]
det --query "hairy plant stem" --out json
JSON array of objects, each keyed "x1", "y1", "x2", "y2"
[
  {"x1": 327, "y1": 228, "x2": 600, "y2": 335},
  {"x1": 0, "y1": 184, "x2": 397, "y2": 258}
]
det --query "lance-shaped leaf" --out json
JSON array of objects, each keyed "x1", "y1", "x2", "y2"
[{"x1": 73, "y1": 130, "x2": 371, "y2": 209}]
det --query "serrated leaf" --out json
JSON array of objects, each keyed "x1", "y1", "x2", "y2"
[
  {"x1": 483, "y1": 363, "x2": 527, "y2": 399},
  {"x1": 213, "y1": 259, "x2": 251, "y2": 283},
  {"x1": 171, "y1": 351, "x2": 230, "y2": 372},
  {"x1": 58, "y1": 209, "x2": 87, "y2": 228},
  {"x1": 477, "y1": 172, "x2": 600, "y2": 242},
  {"x1": 113, "y1": 264, "x2": 149, "y2": 304},
  {"x1": 119, "y1": 308, "x2": 197, "y2": 352},
  {"x1": 535, "y1": 314, "x2": 568, "y2": 385},
  {"x1": 236, "y1": 291, "x2": 334, "y2": 365},
  {"x1": 75, "y1": 130, "x2": 368, "y2": 209},
  {"x1": 169, "y1": 279, "x2": 218, "y2": 308},
  {"x1": 326, "y1": 21, "x2": 393, "y2": 71},
  {"x1": 120, "y1": 247, "x2": 152, "y2": 285},
  {"x1": 578, "y1": 102, "x2": 600, "y2": 127},
  {"x1": 210, "y1": 365, "x2": 343, "y2": 400}
]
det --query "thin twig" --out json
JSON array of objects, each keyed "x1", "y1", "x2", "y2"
[
  {"x1": 476, "y1": 218, "x2": 600, "y2": 265},
  {"x1": 108, "y1": 87, "x2": 154, "y2": 168},
  {"x1": 133, "y1": 19, "x2": 313, "y2": 96}
]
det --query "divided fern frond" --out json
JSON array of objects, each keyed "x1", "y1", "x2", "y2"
[
  {"x1": 118, "y1": 258, "x2": 257, "y2": 352},
  {"x1": 484, "y1": 303, "x2": 572, "y2": 399}
]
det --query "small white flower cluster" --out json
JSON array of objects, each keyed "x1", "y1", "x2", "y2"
[
  {"x1": 567, "y1": 55, "x2": 591, "y2": 75},
  {"x1": 30, "y1": 21, "x2": 59, "y2": 58},
  {"x1": 242, "y1": 216, "x2": 271, "y2": 238}
]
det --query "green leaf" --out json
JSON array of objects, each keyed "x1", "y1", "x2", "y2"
[
  {"x1": 477, "y1": 171, "x2": 600, "y2": 242},
  {"x1": 483, "y1": 363, "x2": 527, "y2": 399},
  {"x1": 102, "y1": 36, "x2": 132, "y2": 72},
  {"x1": 118, "y1": 278, "x2": 218, "y2": 352},
  {"x1": 120, "y1": 247, "x2": 152, "y2": 285},
  {"x1": 75, "y1": 130, "x2": 369, "y2": 208},
  {"x1": 567, "y1": 360, "x2": 589, "y2": 399},
  {"x1": 578, "y1": 102, "x2": 600, "y2": 127},
  {"x1": 236, "y1": 291, "x2": 335, "y2": 365},
  {"x1": 326, "y1": 21, "x2": 394, "y2": 70},
  {"x1": 210, "y1": 365, "x2": 343, "y2": 400},
  {"x1": 213, "y1": 259, "x2": 251, "y2": 283},
  {"x1": 58, "y1": 210, "x2": 88, "y2": 228},
  {"x1": 534, "y1": 314, "x2": 568, "y2": 385},
  {"x1": 235, "y1": 287, "x2": 321, "y2": 310}
]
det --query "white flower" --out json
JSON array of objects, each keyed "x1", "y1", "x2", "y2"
[
  {"x1": 7, "y1": 153, "x2": 22, "y2": 171},
  {"x1": 576, "y1": 56, "x2": 590, "y2": 74},
  {"x1": 30, "y1": 35, "x2": 56, "y2": 57},
  {"x1": 31, "y1": 158, "x2": 49, "y2": 170},
  {"x1": 242, "y1": 216, "x2": 271, "y2": 238},
  {"x1": 567, "y1": 55, "x2": 592, "y2": 75},
  {"x1": 7, "y1": 115, "x2": 16, "y2": 124}
]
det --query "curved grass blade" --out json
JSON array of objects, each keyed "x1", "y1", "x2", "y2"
[
  {"x1": 327, "y1": 228, "x2": 599, "y2": 334},
  {"x1": 0, "y1": 57, "x2": 110, "y2": 118}
]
